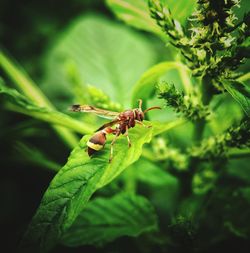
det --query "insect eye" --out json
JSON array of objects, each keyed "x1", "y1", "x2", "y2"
[
  {"x1": 140, "y1": 113, "x2": 144, "y2": 121},
  {"x1": 135, "y1": 110, "x2": 141, "y2": 121}
]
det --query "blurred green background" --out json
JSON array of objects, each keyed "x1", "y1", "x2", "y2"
[{"x1": 0, "y1": 0, "x2": 250, "y2": 252}]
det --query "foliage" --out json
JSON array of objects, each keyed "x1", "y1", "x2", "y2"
[
  {"x1": 43, "y1": 15, "x2": 157, "y2": 108},
  {"x1": 0, "y1": 0, "x2": 250, "y2": 253},
  {"x1": 222, "y1": 80, "x2": 250, "y2": 116},
  {"x1": 0, "y1": 80, "x2": 93, "y2": 135},
  {"x1": 62, "y1": 193, "x2": 158, "y2": 246},
  {"x1": 190, "y1": 118, "x2": 250, "y2": 160},
  {"x1": 106, "y1": 0, "x2": 196, "y2": 37}
]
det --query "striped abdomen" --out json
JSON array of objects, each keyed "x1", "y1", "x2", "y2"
[{"x1": 87, "y1": 131, "x2": 106, "y2": 156}]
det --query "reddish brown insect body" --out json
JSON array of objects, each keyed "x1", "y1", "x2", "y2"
[{"x1": 70, "y1": 99, "x2": 160, "y2": 162}]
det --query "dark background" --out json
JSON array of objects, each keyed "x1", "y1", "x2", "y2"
[{"x1": 0, "y1": 1, "x2": 109, "y2": 252}]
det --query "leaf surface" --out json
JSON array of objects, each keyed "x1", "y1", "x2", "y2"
[
  {"x1": 0, "y1": 82, "x2": 93, "y2": 134},
  {"x1": 222, "y1": 80, "x2": 250, "y2": 117},
  {"x1": 131, "y1": 61, "x2": 189, "y2": 107},
  {"x1": 21, "y1": 118, "x2": 180, "y2": 251},
  {"x1": 43, "y1": 15, "x2": 156, "y2": 108},
  {"x1": 62, "y1": 193, "x2": 158, "y2": 246},
  {"x1": 106, "y1": 0, "x2": 196, "y2": 37},
  {"x1": 21, "y1": 124, "x2": 152, "y2": 251},
  {"x1": 130, "y1": 158, "x2": 177, "y2": 187}
]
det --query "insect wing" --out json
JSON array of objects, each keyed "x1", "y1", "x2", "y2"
[
  {"x1": 97, "y1": 119, "x2": 121, "y2": 131},
  {"x1": 70, "y1": 105, "x2": 119, "y2": 119}
]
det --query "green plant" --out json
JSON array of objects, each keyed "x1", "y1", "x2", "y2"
[{"x1": 0, "y1": 0, "x2": 250, "y2": 252}]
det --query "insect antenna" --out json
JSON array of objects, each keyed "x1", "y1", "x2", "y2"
[
  {"x1": 144, "y1": 106, "x2": 161, "y2": 113},
  {"x1": 138, "y1": 99, "x2": 143, "y2": 110},
  {"x1": 138, "y1": 99, "x2": 161, "y2": 113}
]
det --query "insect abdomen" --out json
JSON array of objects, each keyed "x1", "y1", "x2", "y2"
[{"x1": 87, "y1": 131, "x2": 106, "y2": 156}]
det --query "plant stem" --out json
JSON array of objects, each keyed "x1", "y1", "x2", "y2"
[
  {"x1": 228, "y1": 149, "x2": 250, "y2": 159},
  {"x1": 180, "y1": 75, "x2": 213, "y2": 197},
  {"x1": 6, "y1": 103, "x2": 94, "y2": 134},
  {"x1": 16, "y1": 142, "x2": 61, "y2": 172},
  {"x1": 237, "y1": 72, "x2": 250, "y2": 82},
  {"x1": 0, "y1": 50, "x2": 79, "y2": 148},
  {"x1": 193, "y1": 75, "x2": 213, "y2": 143},
  {"x1": 152, "y1": 118, "x2": 187, "y2": 137},
  {"x1": 193, "y1": 119, "x2": 206, "y2": 143},
  {"x1": 175, "y1": 54, "x2": 193, "y2": 94}
]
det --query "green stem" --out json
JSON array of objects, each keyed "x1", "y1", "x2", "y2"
[
  {"x1": 237, "y1": 72, "x2": 250, "y2": 82},
  {"x1": 193, "y1": 119, "x2": 206, "y2": 143},
  {"x1": 0, "y1": 50, "x2": 79, "y2": 148},
  {"x1": 193, "y1": 75, "x2": 213, "y2": 143},
  {"x1": 175, "y1": 54, "x2": 193, "y2": 94},
  {"x1": 152, "y1": 118, "x2": 187, "y2": 136},
  {"x1": 0, "y1": 52, "x2": 50, "y2": 105},
  {"x1": 180, "y1": 75, "x2": 213, "y2": 198},
  {"x1": 228, "y1": 149, "x2": 250, "y2": 159},
  {"x1": 16, "y1": 142, "x2": 61, "y2": 172},
  {"x1": 6, "y1": 103, "x2": 94, "y2": 134}
]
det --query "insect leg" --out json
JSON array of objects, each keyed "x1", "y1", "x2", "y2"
[
  {"x1": 124, "y1": 125, "x2": 131, "y2": 147},
  {"x1": 109, "y1": 130, "x2": 120, "y2": 163},
  {"x1": 135, "y1": 120, "x2": 152, "y2": 128},
  {"x1": 104, "y1": 127, "x2": 117, "y2": 134}
]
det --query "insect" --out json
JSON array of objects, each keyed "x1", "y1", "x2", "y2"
[{"x1": 70, "y1": 99, "x2": 161, "y2": 162}]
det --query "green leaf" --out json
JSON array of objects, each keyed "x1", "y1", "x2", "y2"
[
  {"x1": 43, "y1": 15, "x2": 157, "y2": 108},
  {"x1": 21, "y1": 117, "x2": 181, "y2": 251},
  {"x1": 21, "y1": 124, "x2": 153, "y2": 252},
  {"x1": 62, "y1": 193, "x2": 158, "y2": 247},
  {"x1": 106, "y1": 0, "x2": 163, "y2": 37},
  {"x1": 163, "y1": 0, "x2": 196, "y2": 23},
  {"x1": 209, "y1": 94, "x2": 244, "y2": 134},
  {"x1": 237, "y1": 72, "x2": 250, "y2": 83},
  {"x1": 130, "y1": 158, "x2": 177, "y2": 187},
  {"x1": 0, "y1": 82, "x2": 94, "y2": 134},
  {"x1": 131, "y1": 61, "x2": 190, "y2": 107},
  {"x1": 201, "y1": 184, "x2": 250, "y2": 240},
  {"x1": 222, "y1": 80, "x2": 250, "y2": 117},
  {"x1": 64, "y1": 61, "x2": 123, "y2": 111},
  {"x1": 124, "y1": 158, "x2": 179, "y2": 218},
  {"x1": 106, "y1": 0, "x2": 196, "y2": 37},
  {"x1": 16, "y1": 142, "x2": 61, "y2": 172},
  {"x1": 0, "y1": 51, "x2": 79, "y2": 148},
  {"x1": 228, "y1": 157, "x2": 250, "y2": 183},
  {"x1": 151, "y1": 118, "x2": 187, "y2": 136}
]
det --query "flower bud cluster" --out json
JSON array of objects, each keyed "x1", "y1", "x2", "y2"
[
  {"x1": 190, "y1": 119, "x2": 250, "y2": 159},
  {"x1": 149, "y1": 0, "x2": 250, "y2": 86},
  {"x1": 157, "y1": 82, "x2": 210, "y2": 121}
]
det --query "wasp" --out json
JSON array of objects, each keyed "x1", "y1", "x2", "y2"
[{"x1": 70, "y1": 99, "x2": 161, "y2": 162}]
